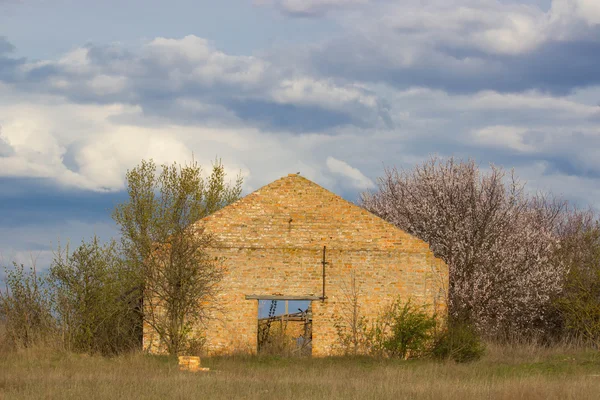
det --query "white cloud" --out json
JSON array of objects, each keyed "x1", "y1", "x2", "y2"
[
  {"x1": 75, "y1": 128, "x2": 194, "y2": 190},
  {"x1": 0, "y1": 82, "x2": 345, "y2": 192},
  {"x1": 368, "y1": 1, "x2": 547, "y2": 56},
  {"x1": 576, "y1": 0, "x2": 600, "y2": 25},
  {"x1": 550, "y1": 0, "x2": 600, "y2": 26},
  {"x1": 468, "y1": 90, "x2": 600, "y2": 115},
  {"x1": 326, "y1": 156, "x2": 374, "y2": 189},
  {"x1": 3, "y1": 2, "x2": 600, "y2": 274},
  {"x1": 144, "y1": 36, "x2": 269, "y2": 87},
  {"x1": 13, "y1": 35, "x2": 386, "y2": 129},
  {"x1": 271, "y1": 78, "x2": 377, "y2": 110},
  {"x1": 472, "y1": 125, "x2": 536, "y2": 152},
  {"x1": 258, "y1": 0, "x2": 369, "y2": 16},
  {"x1": 88, "y1": 74, "x2": 128, "y2": 96}
]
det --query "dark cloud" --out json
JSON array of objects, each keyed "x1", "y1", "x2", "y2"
[
  {"x1": 225, "y1": 99, "x2": 358, "y2": 132},
  {"x1": 0, "y1": 178, "x2": 121, "y2": 269},
  {"x1": 0, "y1": 177, "x2": 125, "y2": 227},
  {"x1": 511, "y1": 40, "x2": 600, "y2": 94},
  {"x1": 308, "y1": 31, "x2": 600, "y2": 95},
  {"x1": 0, "y1": 37, "x2": 15, "y2": 54},
  {"x1": 0, "y1": 37, "x2": 23, "y2": 81}
]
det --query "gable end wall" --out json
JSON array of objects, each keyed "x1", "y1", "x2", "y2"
[{"x1": 143, "y1": 175, "x2": 448, "y2": 356}]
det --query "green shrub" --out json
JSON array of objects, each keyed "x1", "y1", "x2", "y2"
[
  {"x1": 381, "y1": 299, "x2": 437, "y2": 359},
  {"x1": 554, "y1": 223, "x2": 600, "y2": 347},
  {"x1": 335, "y1": 297, "x2": 439, "y2": 359},
  {"x1": 49, "y1": 237, "x2": 139, "y2": 355},
  {"x1": 0, "y1": 262, "x2": 55, "y2": 349},
  {"x1": 432, "y1": 321, "x2": 485, "y2": 363}
]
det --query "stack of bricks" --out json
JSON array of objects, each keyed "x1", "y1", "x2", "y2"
[
  {"x1": 178, "y1": 356, "x2": 209, "y2": 372},
  {"x1": 144, "y1": 173, "x2": 449, "y2": 357}
]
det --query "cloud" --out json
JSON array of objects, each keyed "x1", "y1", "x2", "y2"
[
  {"x1": 2, "y1": 66, "x2": 600, "y2": 201},
  {"x1": 257, "y1": 0, "x2": 370, "y2": 17},
  {"x1": 551, "y1": 0, "x2": 600, "y2": 26},
  {"x1": 326, "y1": 156, "x2": 374, "y2": 189},
  {"x1": 0, "y1": 219, "x2": 118, "y2": 272},
  {"x1": 0, "y1": 37, "x2": 15, "y2": 54},
  {"x1": 6, "y1": 35, "x2": 388, "y2": 133},
  {"x1": 0, "y1": 37, "x2": 23, "y2": 82},
  {"x1": 3, "y1": 0, "x2": 600, "y2": 274},
  {"x1": 295, "y1": 0, "x2": 600, "y2": 94}
]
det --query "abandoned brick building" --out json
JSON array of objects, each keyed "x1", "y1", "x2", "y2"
[{"x1": 143, "y1": 173, "x2": 448, "y2": 356}]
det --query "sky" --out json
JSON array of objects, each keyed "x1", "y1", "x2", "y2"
[{"x1": 1, "y1": 0, "x2": 600, "y2": 270}]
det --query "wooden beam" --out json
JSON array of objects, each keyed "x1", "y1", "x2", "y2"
[{"x1": 245, "y1": 295, "x2": 321, "y2": 300}]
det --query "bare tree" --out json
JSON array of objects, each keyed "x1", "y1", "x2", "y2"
[
  {"x1": 143, "y1": 229, "x2": 223, "y2": 355},
  {"x1": 361, "y1": 156, "x2": 566, "y2": 338},
  {"x1": 335, "y1": 269, "x2": 365, "y2": 355}
]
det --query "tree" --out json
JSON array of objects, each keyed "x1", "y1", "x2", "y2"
[
  {"x1": 554, "y1": 209, "x2": 600, "y2": 346},
  {"x1": 360, "y1": 156, "x2": 566, "y2": 338},
  {"x1": 112, "y1": 158, "x2": 242, "y2": 355},
  {"x1": 49, "y1": 237, "x2": 138, "y2": 355}
]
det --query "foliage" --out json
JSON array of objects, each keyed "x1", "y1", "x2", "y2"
[
  {"x1": 49, "y1": 237, "x2": 139, "y2": 355},
  {"x1": 553, "y1": 209, "x2": 600, "y2": 347},
  {"x1": 112, "y1": 158, "x2": 242, "y2": 355},
  {"x1": 381, "y1": 299, "x2": 437, "y2": 359},
  {"x1": 0, "y1": 261, "x2": 54, "y2": 349},
  {"x1": 336, "y1": 293, "x2": 438, "y2": 359},
  {"x1": 432, "y1": 320, "x2": 485, "y2": 363},
  {"x1": 361, "y1": 156, "x2": 566, "y2": 338}
]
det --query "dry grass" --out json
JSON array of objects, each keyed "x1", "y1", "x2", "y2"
[{"x1": 1, "y1": 343, "x2": 600, "y2": 400}]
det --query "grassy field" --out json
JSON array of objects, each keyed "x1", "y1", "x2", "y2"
[{"x1": 1, "y1": 343, "x2": 600, "y2": 399}]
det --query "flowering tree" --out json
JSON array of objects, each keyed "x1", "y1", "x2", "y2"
[{"x1": 360, "y1": 156, "x2": 566, "y2": 338}]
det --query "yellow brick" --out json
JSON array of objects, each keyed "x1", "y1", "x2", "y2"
[{"x1": 144, "y1": 174, "x2": 448, "y2": 357}]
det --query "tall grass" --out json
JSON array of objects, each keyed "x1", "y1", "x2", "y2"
[{"x1": 1, "y1": 341, "x2": 599, "y2": 400}]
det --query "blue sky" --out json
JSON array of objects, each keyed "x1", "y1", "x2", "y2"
[{"x1": 1, "y1": 0, "x2": 600, "y2": 269}]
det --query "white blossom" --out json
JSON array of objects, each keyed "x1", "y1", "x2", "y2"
[{"x1": 361, "y1": 156, "x2": 566, "y2": 338}]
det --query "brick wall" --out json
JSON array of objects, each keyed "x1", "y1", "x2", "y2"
[{"x1": 143, "y1": 174, "x2": 448, "y2": 356}]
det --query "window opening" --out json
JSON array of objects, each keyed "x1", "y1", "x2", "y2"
[{"x1": 257, "y1": 300, "x2": 312, "y2": 356}]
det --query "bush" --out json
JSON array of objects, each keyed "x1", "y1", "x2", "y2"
[
  {"x1": 553, "y1": 211, "x2": 600, "y2": 347},
  {"x1": 49, "y1": 237, "x2": 139, "y2": 355},
  {"x1": 0, "y1": 262, "x2": 55, "y2": 349},
  {"x1": 336, "y1": 297, "x2": 440, "y2": 359},
  {"x1": 432, "y1": 321, "x2": 485, "y2": 363},
  {"x1": 381, "y1": 299, "x2": 437, "y2": 359}
]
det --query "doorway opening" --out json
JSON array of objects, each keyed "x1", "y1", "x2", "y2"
[{"x1": 257, "y1": 299, "x2": 312, "y2": 356}]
